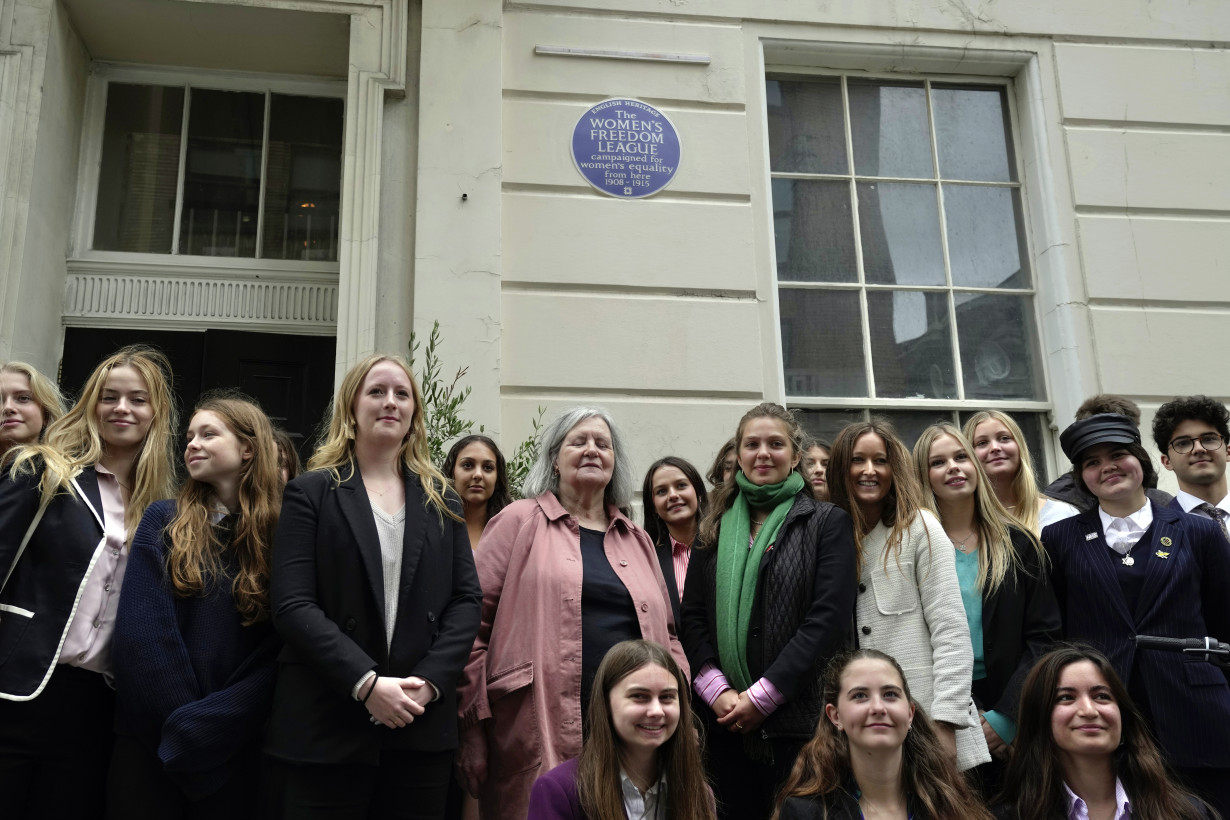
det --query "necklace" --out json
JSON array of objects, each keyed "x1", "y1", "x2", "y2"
[{"x1": 949, "y1": 529, "x2": 977, "y2": 552}]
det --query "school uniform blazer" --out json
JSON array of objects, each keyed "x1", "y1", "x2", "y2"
[
  {"x1": 976, "y1": 528, "x2": 1062, "y2": 722},
  {"x1": 0, "y1": 462, "x2": 105, "y2": 700},
  {"x1": 265, "y1": 466, "x2": 482, "y2": 765},
  {"x1": 1042, "y1": 502, "x2": 1230, "y2": 767}
]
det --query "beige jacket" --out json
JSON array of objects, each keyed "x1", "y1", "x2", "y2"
[{"x1": 853, "y1": 509, "x2": 990, "y2": 771}]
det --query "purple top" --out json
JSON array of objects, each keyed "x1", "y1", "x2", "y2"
[{"x1": 528, "y1": 758, "x2": 586, "y2": 820}]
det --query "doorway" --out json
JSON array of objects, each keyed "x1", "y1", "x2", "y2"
[{"x1": 60, "y1": 328, "x2": 335, "y2": 466}]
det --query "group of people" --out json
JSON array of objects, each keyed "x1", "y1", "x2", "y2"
[{"x1": 1, "y1": 349, "x2": 1228, "y2": 820}]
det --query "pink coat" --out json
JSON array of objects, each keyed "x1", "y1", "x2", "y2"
[{"x1": 457, "y1": 492, "x2": 688, "y2": 820}]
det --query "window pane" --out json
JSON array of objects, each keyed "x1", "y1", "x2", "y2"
[
  {"x1": 262, "y1": 94, "x2": 343, "y2": 262},
  {"x1": 932, "y1": 85, "x2": 1016, "y2": 182},
  {"x1": 780, "y1": 289, "x2": 867, "y2": 398},
  {"x1": 773, "y1": 179, "x2": 856, "y2": 283},
  {"x1": 766, "y1": 78, "x2": 846, "y2": 175},
  {"x1": 793, "y1": 408, "x2": 864, "y2": 444},
  {"x1": 944, "y1": 185, "x2": 1029, "y2": 289},
  {"x1": 872, "y1": 410, "x2": 959, "y2": 450},
  {"x1": 959, "y1": 411, "x2": 1049, "y2": 482},
  {"x1": 867, "y1": 290, "x2": 956, "y2": 400},
  {"x1": 93, "y1": 84, "x2": 184, "y2": 253},
  {"x1": 178, "y1": 89, "x2": 265, "y2": 257},
  {"x1": 848, "y1": 80, "x2": 932, "y2": 179},
  {"x1": 858, "y1": 182, "x2": 945, "y2": 286},
  {"x1": 954, "y1": 293, "x2": 1044, "y2": 400}
]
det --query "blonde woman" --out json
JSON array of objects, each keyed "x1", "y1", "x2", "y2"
[
  {"x1": 912, "y1": 423, "x2": 1061, "y2": 790},
  {"x1": 963, "y1": 410, "x2": 1077, "y2": 535},
  {"x1": 0, "y1": 345, "x2": 177, "y2": 819},
  {"x1": 110, "y1": 394, "x2": 283, "y2": 816},
  {"x1": 0, "y1": 361, "x2": 66, "y2": 459},
  {"x1": 265, "y1": 355, "x2": 481, "y2": 819}
]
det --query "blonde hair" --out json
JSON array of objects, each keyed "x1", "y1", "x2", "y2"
[
  {"x1": 8, "y1": 345, "x2": 178, "y2": 542},
  {"x1": 307, "y1": 354, "x2": 459, "y2": 521},
  {"x1": 912, "y1": 424, "x2": 1043, "y2": 596},
  {"x1": 962, "y1": 410, "x2": 1043, "y2": 536},
  {"x1": 167, "y1": 395, "x2": 281, "y2": 624},
  {"x1": 0, "y1": 361, "x2": 66, "y2": 445}
]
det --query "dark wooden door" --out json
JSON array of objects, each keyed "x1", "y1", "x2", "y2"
[{"x1": 60, "y1": 328, "x2": 334, "y2": 466}]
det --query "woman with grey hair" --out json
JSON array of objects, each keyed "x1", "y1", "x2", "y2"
[{"x1": 457, "y1": 406, "x2": 687, "y2": 820}]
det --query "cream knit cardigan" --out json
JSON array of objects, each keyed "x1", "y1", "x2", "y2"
[{"x1": 854, "y1": 509, "x2": 990, "y2": 771}]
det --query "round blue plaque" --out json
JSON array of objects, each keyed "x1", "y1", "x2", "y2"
[{"x1": 571, "y1": 98, "x2": 681, "y2": 199}]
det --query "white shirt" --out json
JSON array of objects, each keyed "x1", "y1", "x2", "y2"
[
  {"x1": 1098, "y1": 501, "x2": 1152, "y2": 556},
  {"x1": 1064, "y1": 777, "x2": 1131, "y2": 820},
  {"x1": 620, "y1": 770, "x2": 666, "y2": 820},
  {"x1": 1174, "y1": 489, "x2": 1230, "y2": 518}
]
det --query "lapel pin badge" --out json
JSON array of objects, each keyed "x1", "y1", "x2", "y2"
[
  {"x1": 1085, "y1": 532, "x2": 1099, "y2": 541},
  {"x1": 1155, "y1": 550, "x2": 1170, "y2": 559},
  {"x1": 1160, "y1": 536, "x2": 1173, "y2": 547}
]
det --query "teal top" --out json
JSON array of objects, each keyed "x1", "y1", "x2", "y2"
[{"x1": 954, "y1": 548, "x2": 1016, "y2": 745}]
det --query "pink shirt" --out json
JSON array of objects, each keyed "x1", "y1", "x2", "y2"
[
  {"x1": 668, "y1": 534, "x2": 691, "y2": 595},
  {"x1": 459, "y1": 492, "x2": 687, "y2": 820},
  {"x1": 59, "y1": 465, "x2": 128, "y2": 678}
]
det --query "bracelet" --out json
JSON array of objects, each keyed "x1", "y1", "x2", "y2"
[{"x1": 362, "y1": 676, "x2": 378, "y2": 704}]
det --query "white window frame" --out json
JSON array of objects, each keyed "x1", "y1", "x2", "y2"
[
  {"x1": 70, "y1": 61, "x2": 347, "y2": 273},
  {"x1": 754, "y1": 38, "x2": 1093, "y2": 478}
]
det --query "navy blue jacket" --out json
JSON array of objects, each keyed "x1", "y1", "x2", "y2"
[
  {"x1": 112, "y1": 500, "x2": 279, "y2": 800},
  {"x1": 0, "y1": 462, "x2": 105, "y2": 699},
  {"x1": 1042, "y1": 501, "x2": 1230, "y2": 767}
]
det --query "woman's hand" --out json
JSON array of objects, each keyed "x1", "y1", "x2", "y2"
[
  {"x1": 716, "y1": 691, "x2": 766, "y2": 734},
  {"x1": 980, "y1": 712, "x2": 1010, "y2": 759},
  {"x1": 364, "y1": 676, "x2": 427, "y2": 728},
  {"x1": 935, "y1": 720, "x2": 958, "y2": 760},
  {"x1": 457, "y1": 723, "x2": 489, "y2": 797},
  {"x1": 712, "y1": 688, "x2": 739, "y2": 718}
]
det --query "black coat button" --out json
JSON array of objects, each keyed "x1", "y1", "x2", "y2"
[
  {"x1": 344, "y1": 617, "x2": 357, "y2": 631},
  {"x1": 427, "y1": 611, "x2": 436, "y2": 622},
  {"x1": 858, "y1": 583, "x2": 867, "y2": 593},
  {"x1": 750, "y1": 628, "x2": 761, "y2": 638},
  {"x1": 861, "y1": 625, "x2": 871, "y2": 635}
]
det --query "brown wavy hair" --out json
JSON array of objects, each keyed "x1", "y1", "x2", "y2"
[
  {"x1": 997, "y1": 644, "x2": 1210, "y2": 820},
  {"x1": 166, "y1": 395, "x2": 281, "y2": 625},
  {"x1": 912, "y1": 423, "x2": 1044, "y2": 595},
  {"x1": 697, "y1": 403, "x2": 804, "y2": 548},
  {"x1": 641, "y1": 455, "x2": 709, "y2": 548},
  {"x1": 8, "y1": 345, "x2": 178, "y2": 543},
  {"x1": 578, "y1": 640, "x2": 714, "y2": 820},
  {"x1": 773, "y1": 649, "x2": 992, "y2": 820},
  {"x1": 706, "y1": 437, "x2": 737, "y2": 488},
  {"x1": 308, "y1": 354, "x2": 459, "y2": 522},
  {"x1": 827, "y1": 419, "x2": 925, "y2": 576}
]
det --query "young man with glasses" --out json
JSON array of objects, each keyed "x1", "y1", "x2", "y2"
[{"x1": 1152, "y1": 395, "x2": 1230, "y2": 537}]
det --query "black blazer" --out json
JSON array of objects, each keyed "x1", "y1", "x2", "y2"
[
  {"x1": 265, "y1": 466, "x2": 481, "y2": 765},
  {"x1": 976, "y1": 527, "x2": 1062, "y2": 722},
  {"x1": 0, "y1": 463, "x2": 105, "y2": 700},
  {"x1": 1042, "y1": 501, "x2": 1230, "y2": 767},
  {"x1": 654, "y1": 538, "x2": 687, "y2": 628}
]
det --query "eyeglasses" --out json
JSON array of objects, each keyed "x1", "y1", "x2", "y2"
[{"x1": 1168, "y1": 433, "x2": 1226, "y2": 454}]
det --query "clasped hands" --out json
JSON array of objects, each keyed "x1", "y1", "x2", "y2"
[
  {"x1": 712, "y1": 688, "x2": 766, "y2": 735},
  {"x1": 366, "y1": 675, "x2": 434, "y2": 729}
]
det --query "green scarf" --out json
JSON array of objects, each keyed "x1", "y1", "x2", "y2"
[{"x1": 715, "y1": 470, "x2": 805, "y2": 692}]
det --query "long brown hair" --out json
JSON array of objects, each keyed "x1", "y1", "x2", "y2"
[
  {"x1": 998, "y1": 645, "x2": 1210, "y2": 820},
  {"x1": 912, "y1": 423, "x2": 1043, "y2": 595},
  {"x1": 166, "y1": 395, "x2": 281, "y2": 625},
  {"x1": 8, "y1": 345, "x2": 178, "y2": 542},
  {"x1": 697, "y1": 403, "x2": 804, "y2": 548},
  {"x1": 308, "y1": 354, "x2": 458, "y2": 521},
  {"x1": 773, "y1": 649, "x2": 992, "y2": 820},
  {"x1": 578, "y1": 640, "x2": 714, "y2": 820},
  {"x1": 827, "y1": 420, "x2": 925, "y2": 576},
  {"x1": 641, "y1": 456, "x2": 709, "y2": 548}
]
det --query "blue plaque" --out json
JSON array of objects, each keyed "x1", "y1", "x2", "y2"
[{"x1": 571, "y1": 98, "x2": 681, "y2": 199}]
